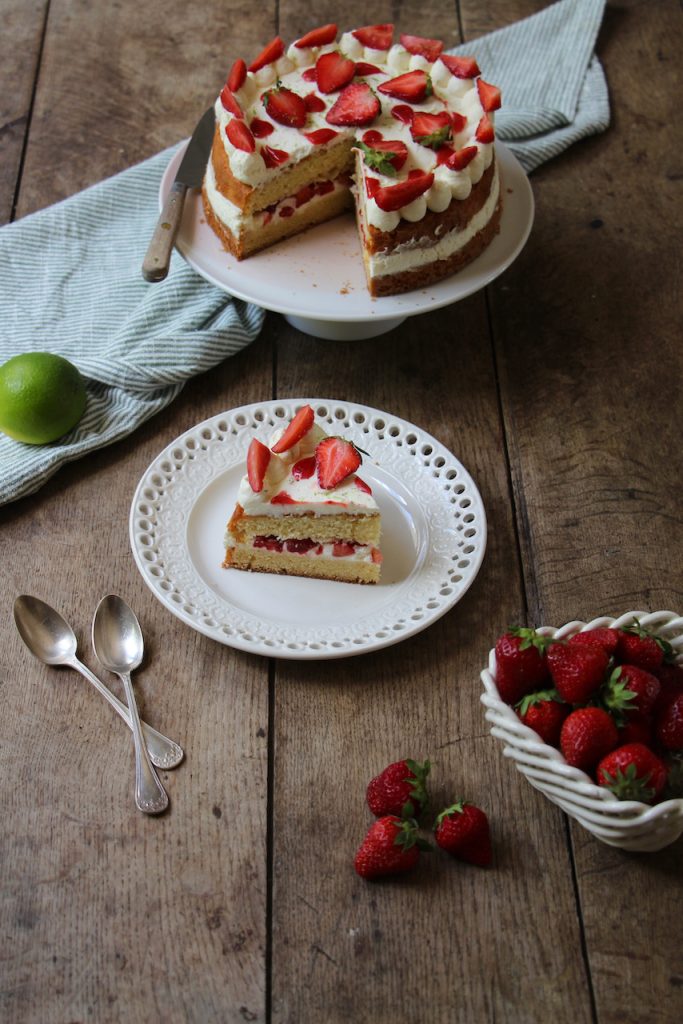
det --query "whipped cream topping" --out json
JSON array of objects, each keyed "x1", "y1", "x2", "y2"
[{"x1": 214, "y1": 33, "x2": 495, "y2": 226}]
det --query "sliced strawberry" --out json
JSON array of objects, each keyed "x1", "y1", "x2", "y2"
[
  {"x1": 326, "y1": 82, "x2": 380, "y2": 126},
  {"x1": 271, "y1": 405, "x2": 315, "y2": 453},
  {"x1": 292, "y1": 456, "x2": 316, "y2": 479},
  {"x1": 371, "y1": 548, "x2": 383, "y2": 564},
  {"x1": 450, "y1": 111, "x2": 467, "y2": 133},
  {"x1": 270, "y1": 491, "x2": 299, "y2": 505},
  {"x1": 352, "y1": 24, "x2": 394, "y2": 50},
  {"x1": 362, "y1": 129, "x2": 383, "y2": 145},
  {"x1": 279, "y1": 206, "x2": 294, "y2": 218},
  {"x1": 354, "y1": 476, "x2": 372, "y2": 494},
  {"x1": 390, "y1": 104, "x2": 414, "y2": 125},
  {"x1": 304, "y1": 128, "x2": 339, "y2": 145},
  {"x1": 374, "y1": 171, "x2": 434, "y2": 212},
  {"x1": 447, "y1": 145, "x2": 478, "y2": 171},
  {"x1": 253, "y1": 535, "x2": 283, "y2": 552},
  {"x1": 316, "y1": 437, "x2": 362, "y2": 489},
  {"x1": 295, "y1": 23, "x2": 338, "y2": 49},
  {"x1": 285, "y1": 538, "x2": 319, "y2": 554},
  {"x1": 303, "y1": 92, "x2": 326, "y2": 112},
  {"x1": 316, "y1": 51, "x2": 355, "y2": 93},
  {"x1": 247, "y1": 438, "x2": 271, "y2": 492},
  {"x1": 366, "y1": 176, "x2": 380, "y2": 198},
  {"x1": 400, "y1": 33, "x2": 444, "y2": 62},
  {"x1": 436, "y1": 144, "x2": 454, "y2": 166},
  {"x1": 439, "y1": 54, "x2": 481, "y2": 79},
  {"x1": 250, "y1": 117, "x2": 274, "y2": 138},
  {"x1": 378, "y1": 70, "x2": 432, "y2": 103},
  {"x1": 356, "y1": 138, "x2": 408, "y2": 174},
  {"x1": 410, "y1": 111, "x2": 451, "y2": 149},
  {"x1": 262, "y1": 84, "x2": 307, "y2": 128},
  {"x1": 261, "y1": 145, "x2": 289, "y2": 168},
  {"x1": 333, "y1": 541, "x2": 356, "y2": 557},
  {"x1": 227, "y1": 58, "x2": 247, "y2": 93},
  {"x1": 315, "y1": 180, "x2": 335, "y2": 195},
  {"x1": 477, "y1": 78, "x2": 502, "y2": 112},
  {"x1": 302, "y1": 67, "x2": 318, "y2": 82},
  {"x1": 475, "y1": 114, "x2": 495, "y2": 144},
  {"x1": 294, "y1": 185, "x2": 315, "y2": 207},
  {"x1": 354, "y1": 62, "x2": 382, "y2": 76},
  {"x1": 220, "y1": 86, "x2": 244, "y2": 118},
  {"x1": 248, "y1": 36, "x2": 285, "y2": 73},
  {"x1": 226, "y1": 118, "x2": 256, "y2": 153}
]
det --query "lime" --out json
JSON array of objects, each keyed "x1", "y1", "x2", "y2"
[{"x1": 0, "y1": 352, "x2": 87, "y2": 444}]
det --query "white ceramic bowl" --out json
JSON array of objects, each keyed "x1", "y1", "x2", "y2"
[{"x1": 480, "y1": 610, "x2": 683, "y2": 852}]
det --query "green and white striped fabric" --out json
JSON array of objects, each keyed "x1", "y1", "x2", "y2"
[{"x1": 0, "y1": 0, "x2": 608, "y2": 506}]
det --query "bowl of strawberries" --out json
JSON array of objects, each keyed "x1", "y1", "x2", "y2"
[{"x1": 480, "y1": 610, "x2": 683, "y2": 852}]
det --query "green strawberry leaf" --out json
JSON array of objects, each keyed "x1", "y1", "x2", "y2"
[{"x1": 356, "y1": 140, "x2": 398, "y2": 177}]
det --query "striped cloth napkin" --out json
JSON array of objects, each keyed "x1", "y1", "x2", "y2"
[{"x1": 0, "y1": 0, "x2": 608, "y2": 506}]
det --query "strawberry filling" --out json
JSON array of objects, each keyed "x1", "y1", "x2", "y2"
[
  {"x1": 259, "y1": 177, "x2": 340, "y2": 224},
  {"x1": 251, "y1": 537, "x2": 377, "y2": 559}
]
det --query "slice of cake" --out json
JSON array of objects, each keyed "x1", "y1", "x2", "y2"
[
  {"x1": 202, "y1": 22, "x2": 502, "y2": 296},
  {"x1": 224, "y1": 405, "x2": 382, "y2": 584}
]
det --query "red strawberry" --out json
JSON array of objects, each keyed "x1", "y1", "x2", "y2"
[
  {"x1": 597, "y1": 742, "x2": 668, "y2": 802},
  {"x1": 356, "y1": 138, "x2": 408, "y2": 174},
  {"x1": 547, "y1": 642, "x2": 608, "y2": 704},
  {"x1": 655, "y1": 692, "x2": 683, "y2": 750},
  {"x1": 301, "y1": 68, "x2": 318, "y2": 82},
  {"x1": 378, "y1": 70, "x2": 432, "y2": 103},
  {"x1": 439, "y1": 54, "x2": 481, "y2": 79},
  {"x1": 447, "y1": 146, "x2": 478, "y2": 171},
  {"x1": 326, "y1": 82, "x2": 380, "y2": 126},
  {"x1": 366, "y1": 759, "x2": 430, "y2": 818},
  {"x1": 436, "y1": 145, "x2": 455, "y2": 166},
  {"x1": 617, "y1": 711, "x2": 653, "y2": 746},
  {"x1": 250, "y1": 117, "x2": 274, "y2": 138},
  {"x1": 390, "y1": 104, "x2": 414, "y2": 125},
  {"x1": 352, "y1": 24, "x2": 394, "y2": 50},
  {"x1": 315, "y1": 436, "x2": 362, "y2": 489},
  {"x1": 355, "y1": 476, "x2": 372, "y2": 494},
  {"x1": 262, "y1": 84, "x2": 307, "y2": 128},
  {"x1": 434, "y1": 802, "x2": 492, "y2": 866},
  {"x1": 247, "y1": 438, "x2": 271, "y2": 493},
  {"x1": 603, "y1": 664, "x2": 661, "y2": 718},
  {"x1": 450, "y1": 111, "x2": 467, "y2": 133},
  {"x1": 477, "y1": 78, "x2": 502, "y2": 112},
  {"x1": 315, "y1": 51, "x2": 356, "y2": 93},
  {"x1": 354, "y1": 816, "x2": 428, "y2": 879},
  {"x1": 260, "y1": 145, "x2": 289, "y2": 168},
  {"x1": 227, "y1": 58, "x2": 247, "y2": 93},
  {"x1": 516, "y1": 689, "x2": 569, "y2": 747},
  {"x1": 410, "y1": 111, "x2": 452, "y2": 149},
  {"x1": 332, "y1": 541, "x2": 356, "y2": 557},
  {"x1": 270, "y1": 491, "x2": 298, "y2": 505},
  {"x1": 475, "y1": 114, "x2": 495, "y2": 143},
  {"x1": 271, "y1": 404, "x2": 315, "y2": 453},
  {"x1": 220, "y1": 86, "x2": 244, "y2": 118},
  {"x1": 303, "y1": 92, "x2": 326, "y2": 112},
  {"x1": 226, "y1": 118, "x2": 255, "y2": 153},
  {"x1": 560, "y1": 707, "x2": 618, "y2": 770},
  {"x1": 304, "y1": 128, "x2": 339, "y2": 145},
  {"x1": 652, "y1": 662, "x2": 683, "y2": 715},
  {"x1": 400, "y1": 34, "x2": 444, "y2": 62},
  {"x1": 248, "y1": 36, "x2": 284, "y2": 73},
  {"x1": 354, "y1": 62, "x2": 382, "y2": 76},
  {"x1": 568, "y1": 627, "x2": 620, "y2": 657},
  {"x1": 365, "y1": 176, "x2": 380, "y2": 198},
  {"x1": 374, "y1": 171, "x2": 434, "y2": 212},
  {"x1": 494, "y1": 627, "x2": 551, "y2": 705},
  {"x1": 294, "y1": 23, "x2": 338, "y2": 49},
  {"x1": 616, "y1": 621, "x2": 673, "y2": 672},
  {"x1": 291, "y1": 456, "x2": 316, "y2": 480}
]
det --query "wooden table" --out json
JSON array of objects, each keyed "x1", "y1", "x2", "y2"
[{"x1": 2, "y1": 2, "x2": 681, "y2": 1021}]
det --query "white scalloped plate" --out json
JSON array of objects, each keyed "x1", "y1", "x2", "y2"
[{"x1": 129, "y1": 399, "x2": 487, "y2": 659}]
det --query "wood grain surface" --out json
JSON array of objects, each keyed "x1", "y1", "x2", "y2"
[{"x1": 1, "y1": 1, "x2": 681, "y2": 1022}]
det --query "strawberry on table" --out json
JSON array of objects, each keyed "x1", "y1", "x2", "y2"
[
  {"x1": 326, "y1": 82, "x2": 381, "y2": 126},
  {"x1": 560, "y1": 707, "x2": 618, "y2": 770},
  {"x1": 655, "y1": 692, "x2": 683, "y2": 750},
  {"x1": 616, "y1": 621, "x2": 673, "y2": 672},
  {"x1": 378, "y1": 70, "x2": 433, "y2": 103},
  {"x1": 515, "y1": 689, "x2": 568, "y2": 747},
  {"x1": 434, "y1": 802, "x2": 492, "y2": 866},
  {"x1": 568, "y1": 627, "x2": 620, "y2": 657},
  {"x1": 315, "y1": 51, "x2": 356, "y2": 93},
  {"x1": 366, "y1": 759, "x2": 430, "y2": 818},
  {"x1": 597, "y1": 742, "x2": 668, "y2": 802},
  {"x1": 262, "y1": 83, "x2": 307, "y2": 128},
  {"x1": 494, "y1": 627, "x2": 551, "y2": 705},
  {"x1": 547, "y1": 641, "x2": 609, "y2": 705},
  {"x1": 271, "y1": 404, "x2": 315, "y2": 453},
  {"x1": 315, "y1": 437, "x2": 362, "y2": 489},
  {"x1": 354, "y1": 816, "x2": 429, "y2": 879},
  {"x1": 247, "y1": 438, "x2": 271, "y2": 493},
  {"x1": 603, "y1": 664, "x2": 661, "y2": 718}
]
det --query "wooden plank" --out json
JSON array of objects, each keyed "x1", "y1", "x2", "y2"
[{"x1": 269, "y1": 3, "x2": 594, "y2": 1021}]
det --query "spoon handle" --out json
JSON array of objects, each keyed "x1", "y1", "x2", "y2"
[
  {"x1": 119, "y1": 670, "x2": 169, "y2": 814},
  {"x1": 69, "y1": 656, "x2": 184, "y2": 769}
]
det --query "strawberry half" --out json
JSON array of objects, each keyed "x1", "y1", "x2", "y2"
[
  {"x1": 439, "y1": 54, "x2": 481, "y2": 79},
  {"x1": 475, "y1": 114, "x2": 495, "y2": 144},
  {"x1": 410, "y1": 111, "x2": 452, "y2": 149},
  {"x1": 378, "y1": 70, "x2": 432, "y2": 103},
  {"x1": 247, "y1": 438, "x2": 271, "y2": 493},
  {"x1": 226, "y1": 118, "x2": 255, "y2": 153},
  {"x1": 248, "y1": 36, "x2": 285, "y2": 73},
  {"x1": 220, "y1": 86, "x2": 244, "y2": 119},
  {"x1": 390, "y1": 104, "x2": 414, "y2": 125},
  {"x1": 356, "y1": 138, "x2": 408, "y2": 175},
  {"x1": 399, "y1": 33, "x2": 444, "y2": 62},
  {"x1": 294, "y1": 23, "x2": 338, "y2": 49},
  {"x1": 262, "y1": 83, "x2": 307, "y2": 128},
  {"x1": 303, "y1": 92, "x2": 326, "y2": 112},
  {"x1": 477, "y1": 78, "x2": 502, "y2": 112},
  {"x1": 447, "y1": 145, "x2": 478, "y2": 171},
  {"x1": 227, "y1": 58, "x2": 247, "y2": 93},
  {"x1": 271, "y1": 404, "x2": 315, "y2": 453},
  {"x1": 304, "y1": 128, "x2": 339, "y2": 145},
  {"x1": 250, "y1": 117, "x2": 274, "y2": 138},
  {"x1": 315, "y1": 51, "x2": 356, "y2": 93},
  {"x1": 315, "y1": 436, "x2": 362, "y2": 489},
  {"x1": 352, "y1": 23, "x2": 394, "y2": 50},
  {"x1": 597, "y1": 743, "x2": 668, "y2": 802},
  {"x1": 326, "y1": 82, "x2": 380, "y2": 126},
  {"x1": 261, "y1": 145, "x2": 289, "y2": 168},
  {"x1": 374, "y1": 171, "x2": 434, "y2": 212},
  {"x1": 354, "y1": 62, "x2": 383, "y2": 76}
]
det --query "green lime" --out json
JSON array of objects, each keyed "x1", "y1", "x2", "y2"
[{"x1": 0, "y1": 352, "x2": 87, "y2": 444}]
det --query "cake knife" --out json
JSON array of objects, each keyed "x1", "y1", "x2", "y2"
[{"x1": 142, "y1": 106, "x2": 215, "y2": 282}]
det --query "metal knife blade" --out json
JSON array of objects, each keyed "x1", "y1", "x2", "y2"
[{"x1": 142, "y1": 106, "x2": 215, "y2": 282}]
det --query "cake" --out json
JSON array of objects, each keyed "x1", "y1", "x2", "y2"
[
  {"x1": 224, "y1": 405, "x2": 382, "y2": 584},
  {"x1": 202, "y1": 22, "x2": 502, "y2": 296}
]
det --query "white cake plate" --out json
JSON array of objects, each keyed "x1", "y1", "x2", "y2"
[{"x1": 160, "y1": 142, "x2": 534, "y2": 341}]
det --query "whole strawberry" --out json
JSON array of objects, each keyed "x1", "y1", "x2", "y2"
[
  {"x1": 597, "y1": 742, "x2": 668, "y2": 803},
  {"x1": 655, "y1": 692, "x2": 683, "y2": 751},
  {"x1": 515, "y1": 689, "x2": 568, "y2": 747},
  {"x1": 494, "y1": 627, "x2": 551, "y2": 705},
  {"x1": 603, "y1": 664, "x2": 661, "y2": 718},
  {"x1": 366, "y1": 758, "x2": 430, "y2": 818},
  {"x1": 434, "y1": 801, "x2": 492, "y2": 866},
  {"x1": 652, "y1": 662, "x2": 683, "y2": 716},
  {"x1": 617, "y1": 711, "x2": 653, "y2": 747},
  {"x1": 560, "y1": 707, "x2": 618, "y2": 770},
  {"x1": 616, "y1": 621, "x2": 673, "y2": 673},
  {"x1": 354, "y1": 816, "x2": 428, "y2": 879},
  {"x1": 547, "y1": 641, "x2": 609, "y2": 705},
  {"x1": 568, "y1": 627, "x2": 620, "y2": 657}
]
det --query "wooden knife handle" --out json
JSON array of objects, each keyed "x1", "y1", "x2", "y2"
[{"x1": 142, "y1": 181, "x2": 188, "y2": 282}]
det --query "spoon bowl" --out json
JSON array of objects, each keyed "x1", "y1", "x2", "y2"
[
  {"x1": 14, "y1": 595, "x2": 78, "y2": 665},
  {"x1": 91, "y1": 594, "x2": 144, "y2": 675}
]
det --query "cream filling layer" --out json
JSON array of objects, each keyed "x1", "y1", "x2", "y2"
[{"x1": 225, "y1": 535, "x2": 377, "y2": 563}]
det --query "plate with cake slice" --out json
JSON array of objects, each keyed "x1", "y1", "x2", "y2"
[{"x1": 129, "y1": 399, "x2": 487, "y2": 659}]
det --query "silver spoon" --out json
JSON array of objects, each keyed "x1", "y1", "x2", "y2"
[
  {"x1": 92, "y1": 595, "x2": 169, "y2": 815},
  {"x1": 13, "y1": 595, "x2": 183, "y2": 770}
]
